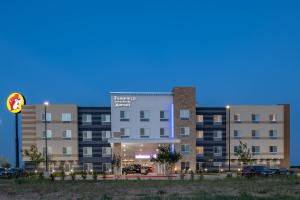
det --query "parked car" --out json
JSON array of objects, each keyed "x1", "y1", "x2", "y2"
[
  {"x1": 0, "y1": 167, "x2": 5, "y2": 177},
  {"x1": 2, "y1": 168, "x2": 24, "y2": 178},
  {"x1": 242, "y1": 165, "x2": 275, "y2": 177},
  {"x1": 270, "y1": 168, "x2": 291, "y2": 176},
  {"x1": 122, "y1": 164, "x2": 142, "y2": 175},
  {"x1": 141, "y1": 166, "x2": 153, "y2": 175}
]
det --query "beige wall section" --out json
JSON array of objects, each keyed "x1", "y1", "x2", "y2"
[
  {"x1": 22, "y1": 105, "x2": 79, "y2": 164},
  {"x1": 172, "y1": 87, "x2": 197, "y2": 171},
  {"x1": 228, "y1": 105, "x2": 288, "y2": 167}
]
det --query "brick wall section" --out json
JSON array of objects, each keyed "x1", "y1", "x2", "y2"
[
  {"x1": 282, "y1": 104, "x2": 290, "y2": 168},
  {"x1": 172, "y1": 87, "x2": 197, "y2": 172}
]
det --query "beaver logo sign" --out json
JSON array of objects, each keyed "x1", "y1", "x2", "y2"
[{"x1": 6, "y1": 93, "x2": 26, "y2": 114}]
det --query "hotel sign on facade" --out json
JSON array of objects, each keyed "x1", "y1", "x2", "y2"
[{"x1": 113, "y1": 96, "x2": 136, "y2": 107}]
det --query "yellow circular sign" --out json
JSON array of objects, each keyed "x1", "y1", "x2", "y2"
[{"x1": 6, "y1": 92, "x2": 26, "y2": 114}]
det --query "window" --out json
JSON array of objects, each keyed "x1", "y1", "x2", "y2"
[
  {"x1": 120, "y1": 110, "x2": 130, "y2": 121},
  {"x1": 180, "y1": 109, "x2": 190, "y2": 120},
  {"x1": 213, "y1": 131, "x2": 222, "y2": 141},
  {"x1": 120, "y1": 128, "x2": 130, "y2": 138},
  {"x1": 234, "y1": 114, "x2": 241, "y2": 122},
  {"x1": 181, "y1": 144, "x2": 190, "y2": 154},
  {"x1": 252, "y1": 130, "x2": 260, "y2": 139},
  {"x1": 43, "y1": 146, "x2": 52, "y2": 156},
  {"x1": 140, "y1": 128, "x2": 150, "y2": 138},
  {"x1": 181, "y1": 162, "x2": 190, "y2": 171},
  {"x1": 269, "y1": 146, "x2": 278, "y2": 154},
  {"x1": 82, "y1": 114, "x2": 92, "y2": 124},
  {"x1": 61, "y1": 113, "x2": 71, "y2": 122},
  {"x1": 83, "y1": 163, "x2": 93, "y2": 172},
  {"x1": 213, "y1": 146, "x2": 222, "y2": 157},
  {"x1": 83, "y1": 147, "x2": 93, "y2": 157},
  {"x1": 42, "y1": 113, "x2": 52, "y2": 122},
  {"x1": 196, "y1": 146, "x2": 204, "y2": 156},
  {"x1": 213, "y1": 115, "x2": 222, "y2": 124},
  {"x1": 83, "y1": 131, "x2": 92, "y2": 141},
  {"x1": 42, "y1": 130, "x2": 52, "y2": 139},
  {"x1": 102, "y1": 147, "x2": 112, "y2": 157},
  {"x1": 62, "y1": 130, "x2": 72, "y2": 139},
  {"x1": 160, "y1": 128, "x2": 169, "y2": 138},
  {"x1": 269, "y1": 114, "x2": 277, "y2": 122},
  {"x1": 252, "y1": 114, "x2": 260, "y2": 123},
  {"x1": 197, "y1": 131, "x2": 204, "y2": 140},
  {"x1": 234, "y1": 146, "x2": 238, "y2": 156},
  {"x1": 269, "y1": 130, "x2": 278, "y2": 139},
  {"x1": 140, "y1": 110, "x2": 150, "y2": 121},
  {"x1": 102, "y1": 163, "x2": 112, "y2": 172},
  {"x1": 180, "y1": 127, "x2": 190, "y2": 136},
  {"x1": 234, "y1": 130, "x2": 242, "y2": 139},
  {"x1": 62, "y1": 146, "x2": 72, "y2": 156},
  {"x1": 101, "y1": 114, "x2": 111, "y2": 123},
  {"x1": 160, "y1": 110, "x2": 169, "y2": 121},
  {"x1": 101, "y1": 131, "x2": 111, "y2": 139},
  {"x1": 197, "y1": 115, "x2": 204, "y2": 123},
  {"x1": 252, "y1": 146, "x2": 260, "y2": 155}
]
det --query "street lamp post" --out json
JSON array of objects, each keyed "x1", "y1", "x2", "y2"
[
  {"x1": 226, "y1": 105, "x2": 231, "y2": 172},
  {"x1": 44, "y1": 101, "x2": 49, "y2": 172}
]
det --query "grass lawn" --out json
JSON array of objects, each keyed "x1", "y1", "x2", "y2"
[{"x1": 0, "y1": 176, "x2": 300, "y2": 200}]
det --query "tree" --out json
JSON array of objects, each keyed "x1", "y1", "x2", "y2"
[
  {"x1": 0, "y1": 156, "x2": 11, "y2": 168},
  {"x1": 236, "y1": 141, "x2": 253, "y2": 165},
  {"x1": 23, "y1": 145, "x2": 45, "y2": 170},
  {"x1": 111, "y1": 154, "x2": 121, "y2": 175},
  {"x1": 151, "y1": 145, "x2": 182, "y2": 175}
]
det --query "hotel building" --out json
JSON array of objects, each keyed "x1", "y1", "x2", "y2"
[{"x1": 21, "y1": 87, "x2": 290, "y2": 173}]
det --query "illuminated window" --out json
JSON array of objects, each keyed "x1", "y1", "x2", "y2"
[
  {"x1": 197, "y1": 131, "x2": 204, "y2": 140},
  {"x1": 213, "y1": 115, "x2": 222, "y2": 124},
  {"x1": 197, "y1": 115, "x2": 204, "y2": 123},
  {"x1": 196, "y1": 146, "x2": 204, "y2": 156}
]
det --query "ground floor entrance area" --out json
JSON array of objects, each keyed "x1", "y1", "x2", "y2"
[{"x1": 113, "y1": 143, "x2": 172, "y2": 175}]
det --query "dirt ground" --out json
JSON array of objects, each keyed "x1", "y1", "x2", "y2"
[{"x1": 0, "y1": 176, "x2": 300, "y2": 200}]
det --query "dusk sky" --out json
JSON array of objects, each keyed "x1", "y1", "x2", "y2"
[{"x1": 0, "y1": 1, "x2": 299, "y2": 165}]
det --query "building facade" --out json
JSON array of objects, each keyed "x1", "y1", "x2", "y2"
[
  {"x1": 21, "y1": 87, "x2": 290, "y2": 173},
  {"x1": 196, "y1": 107, "x2": 227, "y2": 171}
]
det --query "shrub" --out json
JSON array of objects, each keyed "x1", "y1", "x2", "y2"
[
  {"x1": 190, "y1": 170, "x2": 194, "y2": 180},
  {"x1": 93, "y1": 172, "x2": 98, "y2": 181},
  {"x1": 81, "y1": 171, "x2": 87, "y2": 180},
  {"x1": 61, "y1": 171, "x2": 65, "y2": 180},
  {"x1": 71, "y1": 172, "x2": 76, "y2": 181}
]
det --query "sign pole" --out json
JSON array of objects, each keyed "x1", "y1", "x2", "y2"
[{"x1": 15, "y1": 113, "x2": 19, "y2": 168}]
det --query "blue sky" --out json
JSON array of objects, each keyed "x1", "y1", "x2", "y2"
[{"x1": 0, "y1": 1, "x2": 299, "y2": 165}]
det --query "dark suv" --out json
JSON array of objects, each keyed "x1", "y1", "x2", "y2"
[
  {"x1": 122, "y1": 164, "x2": 142, "y2": 175},
  {"x1": 270, "y1": 168, "x2": 291, "y2": 176},
  {"x1": 242, "y1": 165, "x2": 275, "y2": 177}
]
